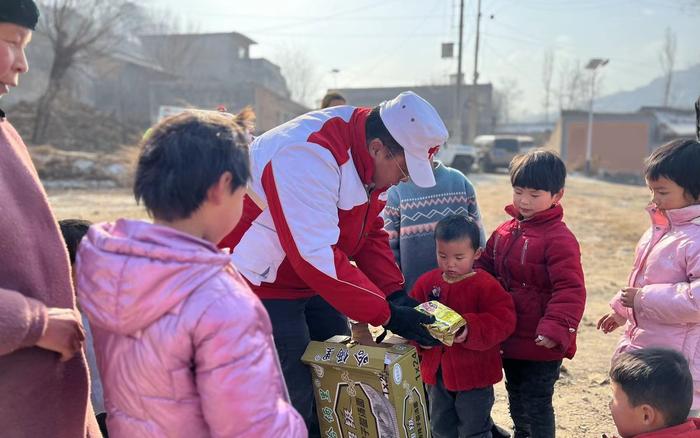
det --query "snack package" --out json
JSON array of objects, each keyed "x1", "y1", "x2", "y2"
[{"x1": 415, "y1": 301, "x2": 466, "y2": 346}]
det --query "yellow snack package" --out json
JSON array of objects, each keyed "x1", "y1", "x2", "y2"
[{"x1": 415, "y1": 301, "x2": 466, "y2": 346}]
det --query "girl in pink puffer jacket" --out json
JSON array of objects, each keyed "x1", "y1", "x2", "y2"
[
  {"x1": 598, "y1": 138, "x2": 700, "y2": 411},
  {"x1": 76, "y1": 109, "x2": 306, "y2": 437}
]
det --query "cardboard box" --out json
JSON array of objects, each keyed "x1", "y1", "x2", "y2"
[{"x1": 302, "y1": 336, "x2": 431, "y2": 438}]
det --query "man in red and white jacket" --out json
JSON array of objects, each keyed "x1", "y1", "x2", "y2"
[{"x1": 219, "y1": 91, "x2": 448, "y2": 436}]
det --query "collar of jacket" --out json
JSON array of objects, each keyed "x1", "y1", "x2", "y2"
[
  {"x1": 505, "y1": 203, "x2": 564, "y2": 225},
  {"x1": 646, "y1": 202, "x2": 700, "y2": 228},
  {"x1": 348, "y1": 107, "x2": 374, "y2": 186}
]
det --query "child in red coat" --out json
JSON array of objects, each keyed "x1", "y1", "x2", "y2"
[
  {"x1": 411, "y1": 215, "x2": 516, "y2": 438},
  {"x1": 606, "y1": 348, "x2": 700, "y2": 438},
  {"x1": 475, "y1": 150, "x2": 586, "y2": 437}
]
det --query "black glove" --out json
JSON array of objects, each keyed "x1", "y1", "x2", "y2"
[
  {"x1": 387, "y1": 289, "x2": 420, "y2": 308},
  {"x1": 383, "y1": 302, "x2": 441, "y2": 346}
]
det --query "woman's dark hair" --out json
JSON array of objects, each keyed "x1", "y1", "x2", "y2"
[
  {"x1": 365, "y1": 107, "x2": 403, "y2": 155},
  {"x1": 509, "y1": 150, "x2": 566, "y2": 195},
  {"x1": 321, "y1": 92, "x2": 346, "y2": 109},
  {"x1": 644, "y1": 139, "x2": 700, "y2": 200},
  {"x1": 134, "y1": 108, "x2": 254, "y2": 221},
  {"x1": 59, "y1": 219, "x2": 92, "y2": 265}
]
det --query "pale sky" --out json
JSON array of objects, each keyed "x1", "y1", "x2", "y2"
[{"x1": 148, "y1": 0, "x2": 700, "y2": 118}]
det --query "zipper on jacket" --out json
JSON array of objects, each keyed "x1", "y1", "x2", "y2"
[
  {"x1": 520, "y1": 239, "x2": 529, "y2": 265},
  {"x1": 496, "y1": 223, "x2": 523, "y2": 290},
  {"x1": 351, "y1": 185, "x2": 373, "y2": 255},
  {"x1": 493, "y1": 234, "x2": 501, "y2": 260}
]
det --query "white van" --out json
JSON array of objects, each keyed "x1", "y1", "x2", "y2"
[{"x1": 435, "y1": 143, "x2": 478, "y2": 174}]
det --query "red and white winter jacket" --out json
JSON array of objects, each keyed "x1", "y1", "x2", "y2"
[{"x1": 219, "y1": 106, "x2": 404, "y2": 326}]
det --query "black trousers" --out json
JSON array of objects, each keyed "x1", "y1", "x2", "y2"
[
  {"x1": 427, "y1": 371, "x2": 494, "y2": 438},
  {"x1": 503, "y1": 359, "x2": 562, "y2": 438},
  {"x1": 263, "y1": 297, "x2": 350, "y2": 438}
]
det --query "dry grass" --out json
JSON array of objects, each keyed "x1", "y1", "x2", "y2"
[{"x1": 47, "y1": 173, "x2": 650, "y2": 437}]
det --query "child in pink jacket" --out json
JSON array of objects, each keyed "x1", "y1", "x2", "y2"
[
  {"x1": 598, "y1": 138, "x2": 700, "y2": 412},
  {"x1": 77, "y1": 109, "x2": 306, "y2": 437}
]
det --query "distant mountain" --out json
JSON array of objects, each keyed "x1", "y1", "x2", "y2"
[
  {"x1": 517, "y1": 63, "x2": 700, "y2": 123},
  {"x1": 595, "y1": 63, "x2": 700, "y2": 112}
]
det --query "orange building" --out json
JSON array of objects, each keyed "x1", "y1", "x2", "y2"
[{"x1": 545, "y1": 107, "x2": 695, "y2": 181}]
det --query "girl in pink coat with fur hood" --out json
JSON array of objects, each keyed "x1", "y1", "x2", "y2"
[
  {"x1": 77, "y1": 109, "x2": 306, "y2": 437},
  {"x1": 598, "y1": 137, "x2": 700, "y2": 412}
]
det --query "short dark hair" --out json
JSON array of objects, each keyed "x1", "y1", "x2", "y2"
[
  {"x1": 509, "y1": 150, "x2": 566, "y2": 195},
  {"x1": 434, "y1": 215, "x2": 480, "y2": 251},
  {"x1": 365, "y1": 107, "x2": 403, "y2": 155},
  {"x1": 59, "y1": 219, "x2": 92, "y2": 265},
  {"x1": 644, "y1": 139, "x2": 700, "y2": 200},
  {"x1": 321, "y1": 92, "x2": 346, "y2": 109},
  {"x1": 610, "y1": 348, "x2": 693, "y2": 427},
  {"x1": 134, "y1": 109, "x2": 253, "y2": 221}
]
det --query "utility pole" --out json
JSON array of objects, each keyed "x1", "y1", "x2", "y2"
[
  {"x1": 454, "y1": 0, "x2": 465, "y2": 144},
  {"x1": 473, "y1": 0, "x2": 481, "y2": 86},
  {"x1": 584, "y1": 58, "x2": 609, "y2": 176},
  {"x1": 466, "y1": 0, "x2": 482, "y2": 143}
]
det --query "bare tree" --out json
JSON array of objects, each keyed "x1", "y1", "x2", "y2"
[
  {"x1": 659, "y1": 27, "x2": 677, "y2": 107},
  {"x1": 493, "y1": 77, "x2": 523, "y2": 125},
  {"x1": 556, "y1": 59, "x2": 589, "y2": 112},
  {"x1": 273, "y1": 44, "x2": 320, "y2": 108},
  {"x1": 32, "y1": 0, "x2": 132, "y2": 144},
  {"x1": 542, "y1": 49, "x2": 555, "y2": 122}
]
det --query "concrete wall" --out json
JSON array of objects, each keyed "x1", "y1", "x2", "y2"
[
  {"x1": 561, "y1": 115, "x2": 653, "y2": 175},
  {"x1": 254, "y1": 86, "x2": 308, "y2": 133}
]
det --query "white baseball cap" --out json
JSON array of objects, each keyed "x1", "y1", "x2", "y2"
[{"x1": 379, "y1": 91, "x2": 449, "y2": 188}]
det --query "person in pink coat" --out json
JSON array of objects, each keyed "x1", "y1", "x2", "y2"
[
  {"x1": 0, "y1": 1, "x2": 101, "y2": 436},
  {"x1": 77, "y1": 109, "x2": 306, "y2": 437},
  {"x1": 598, "y1": 137, "x2": 700, "y2": 412}
]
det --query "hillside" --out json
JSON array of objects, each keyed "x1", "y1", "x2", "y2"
[{"x1": 595, "y1": 63, "x2": 700, "y2": 112}]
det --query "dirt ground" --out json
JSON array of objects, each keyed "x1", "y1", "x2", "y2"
[{"x1": 48, "y1": 172, "x2": 650, "y2": 437}]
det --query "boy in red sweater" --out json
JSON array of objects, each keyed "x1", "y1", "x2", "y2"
[
  {"x1": 606, "y1": 348, "x2": 700, "y2": 438},
  {"x1": 475, "y1": 150, "x2": 586, "y2": 437},
  {"x1": 411, "y1": 215, "x2": 516, "y2": 438}
]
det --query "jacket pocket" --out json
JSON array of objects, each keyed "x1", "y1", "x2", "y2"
[
  {"x1": 232, "y1": 219, "x2": 286, "y2": 285},
  {"x1": 511, "y1": 287, "x2": 541, "y2": 336}
]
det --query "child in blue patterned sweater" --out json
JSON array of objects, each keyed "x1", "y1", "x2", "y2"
[{"x1": 383, "y1": 159, "x2": 485, "y2": 292}]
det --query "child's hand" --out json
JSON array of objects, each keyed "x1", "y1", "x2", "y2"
[
  {"x1": 454, "y1": 326, "x2": 468, "y2": 344},
  {"x1": 535, "y1": 334, "x2": 557, "y2": 349},
  {"x1": 619, "y1": 287, "x2": 640, "y2": 308},
  {"x1": 597, "y1": 312, "x2": 623, "y2": 334}
]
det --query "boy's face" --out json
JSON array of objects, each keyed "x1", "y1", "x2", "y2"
[
  {"x1": 646, "y1": 176, "x2": 698, "y2": 211},
  {"x1": 512, "y1": 186, "x2": 563, "y2": 219},
  {"x1": 610, "y1": 382, "x2": 660, "y2": 438},
  {"x1": 0, "y1": 23, "x2": 32, "y2": 98},
  {"x1": 436, "y1": 237, "x2": 481, "y2": 280}
]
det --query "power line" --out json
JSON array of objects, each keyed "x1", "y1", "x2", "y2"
[{"x1": 340, "y1": 0, "x2": 444, "y2": 87}]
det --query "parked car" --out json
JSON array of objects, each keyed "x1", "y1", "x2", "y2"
[
  {"x1": 435, "y1": 142, "x2": 478, "y2": 173},
  {"x1": 518, "y1": 135, "x2": 536, "y2": 152},
  {"x1": 474, "y1": 135, "x2": 520, "y2": 172}
]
